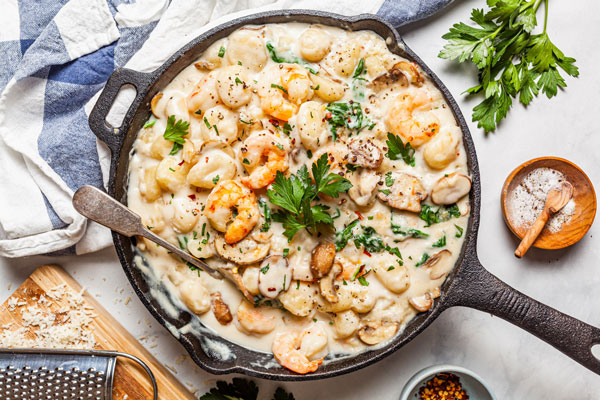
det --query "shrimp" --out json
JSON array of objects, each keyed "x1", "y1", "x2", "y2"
[
  {"x1": 187, "y1": 73, "x2": 220, "y2": 115},
  {"x1": 259, "y1": 64, "x2": 313, "y2": 121},
  {"x1": 272, "y1": 326, "x2": 327, "y2": 374},
  {"x1": 240, "y1": 130, "x2": 289, "y2": 189},
  {"x1": 236, "y1": 300, "x2": 276, "y2": 334},
  {"x1": 205, "y1": 180, "x2": 259, "y2": 244},
  {"x1": 386, "y1": 87, "x2": 440, "y2": 147}
]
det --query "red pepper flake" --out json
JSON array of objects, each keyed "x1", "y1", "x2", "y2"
[
  {"x1": 325, "y1": 112, "x2": 332, "y2": 119},
  {"x1": 355, "y1": 211, "x2": 364, "y2": 220},
  {"x1": 178, "y1": 160, "x2": 185, "y2": 166},
  {"x1": 269, "y1": 119, "x2": 279, "y2": 127},
  {"x1": 188, "y1": 194, "x2": 196, "y2": 201},
  {"x1": 363, "y1": 250, "x2": 371, "y2": 257},
  {"x1": 268, "y1": 287, "x2": 276, "y2": 292}
]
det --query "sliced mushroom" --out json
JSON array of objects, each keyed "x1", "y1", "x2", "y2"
[
  {"x1": 150, "y1": 92, "x2": 163, "y2": 118},
  {"x1": 211, "y1": 292, "x2": 233, "y2": 325},
  {"x1": 319, "y1": 262, "x2": 342, "y2": 303},
  {"x1": 423, "y1": 249, "x2": 454, "y2": 280},
  {"x1": 409, "y1": 292, "x2": 433, "y2": 312},
  {"x1": 214, "y1": 235, "x2": 270, "y2": 265},
  {"x1": 310, "y1": 242, "x2": 336, "y2": 279},
  {"x1": 377, "y1": 172, "x2": 427, "y2": 212},
  {"x1": 431, "y1": 173, "x2": 472, "y2": 205},
  {"x1": 258, "y1": 255, "x2": 292, "y2": 299},
  {"x1": 348, "y1": 169, "x2": 379, "y2": 207},
  {"x1": 194, "y1": 60, "x2": 216, "y2": 71},
  {"x1": 358, "y1": 321, "x2": 399, "y2": 345},
  {"x1": 347, "y1": 138, "x2": 383, "y2": 169},
  {"x1": 369, "y1": 64, "x2": 408, "y2": 92}
]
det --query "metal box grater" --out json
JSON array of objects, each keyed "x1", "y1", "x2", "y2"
[{"x1": 0, "y1": 349, "x2": 157, "y2": 400}]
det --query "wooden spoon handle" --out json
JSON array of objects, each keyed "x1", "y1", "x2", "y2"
[{"x1": 515, "y1": 210, "x2": 551, "y2": 258}]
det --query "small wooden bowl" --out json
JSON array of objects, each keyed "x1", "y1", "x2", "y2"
[{"x1": 501, "y1": 157, "x2": 597, "y2": 250}]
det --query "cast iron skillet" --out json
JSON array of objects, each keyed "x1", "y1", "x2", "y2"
[{"x1": 88, "y1": 10, "x2": 600, "y2": 380}]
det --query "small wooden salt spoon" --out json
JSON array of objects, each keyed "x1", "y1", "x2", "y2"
[{"x1": 515, "y1": 181, "x2": 574, "y2": 258}]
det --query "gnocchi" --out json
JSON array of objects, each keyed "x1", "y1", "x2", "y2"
[{"x1": 128, "y1": 22, "x2": 470, "y2": 374}]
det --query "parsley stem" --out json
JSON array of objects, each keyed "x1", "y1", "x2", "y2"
[{"x1": 543, "y1": 0, "x2": 548, "y2": 33}]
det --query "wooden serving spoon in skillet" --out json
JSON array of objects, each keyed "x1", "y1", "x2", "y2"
[{"x1": 514, "y1": 181, "x2": 574, "y2": 258}]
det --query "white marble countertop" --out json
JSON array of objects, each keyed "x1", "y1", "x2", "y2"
[{"x1": 2, "y1": 0, "x2": 600, "y2": 398}]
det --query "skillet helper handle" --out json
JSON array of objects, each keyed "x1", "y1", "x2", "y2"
[
  {"x1": 89, "y1": 67, "x2": 150, "y2": 155},
  {"x1": 447, "y1": 259, "x2": 600, "y2": 375}
]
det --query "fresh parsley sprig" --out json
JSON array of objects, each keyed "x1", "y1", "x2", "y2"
[
  {"x1": 385, "y1": 132, "x2": 415, "y2": 166},
  {"x1": 439, "y1": 0, "x2": 579, "y2": 132},
  {"x1": 200, "y1": 377, "x2": 295, "y2": 400},
  {"x1": 268, "y1": 154, "x2": 352, "y2": 241},
  {"x1": 163, "y1": 115, "x2": 190, "y2": 155}
]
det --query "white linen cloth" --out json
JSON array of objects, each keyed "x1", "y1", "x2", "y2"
[{"x1": 0, "y1": 0, "x2": 453, "y2": 257}]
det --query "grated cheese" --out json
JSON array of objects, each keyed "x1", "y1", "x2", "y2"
[{"x1": 0, "y1": 284, "x2": 97, "y2": 349}]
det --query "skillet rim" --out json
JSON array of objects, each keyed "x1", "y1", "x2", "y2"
[{"x1": 98, "y1": 9, "x2": 481, "y2": 381}]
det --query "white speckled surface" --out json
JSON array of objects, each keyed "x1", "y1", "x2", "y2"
[{"x1": 2, "y1": 0, "x2": 600, "y2": 398}]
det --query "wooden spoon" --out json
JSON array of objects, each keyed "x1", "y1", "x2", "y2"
[{"x1": 515, "y1": 181, "x2": 574, "y2": 258}]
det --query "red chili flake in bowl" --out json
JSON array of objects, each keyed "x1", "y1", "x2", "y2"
[{"x1": 417, "y1": 372, "x2": 469, "y2": 400}]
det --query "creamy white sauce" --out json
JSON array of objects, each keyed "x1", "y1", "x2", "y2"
[{"x1": 127, "y1": 22, "x2": 471, "y2": 370}]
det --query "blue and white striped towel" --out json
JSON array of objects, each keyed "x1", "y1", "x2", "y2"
[{"x1": 0, "y1": 0, "x2": 453, "y2": 258}]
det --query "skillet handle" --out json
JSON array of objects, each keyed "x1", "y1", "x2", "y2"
[
  {"x1": 89, "y1": 68, "x2": 151, "y2": 155},
  {"x1": 445, "y1": 258, "x2": 600, "y2": 375}
]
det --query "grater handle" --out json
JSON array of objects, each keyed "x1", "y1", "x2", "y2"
[{"x1": 110, "y1": 351, "x2": 158, "y2": 400}]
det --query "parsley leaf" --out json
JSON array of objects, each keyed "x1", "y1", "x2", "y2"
[
  {"x1": 385, "y1": 132, "x2": 415, "y2": 166},
  {"x1": 312, "y1": 153, "x2": 353, "y2": 198},
  {"x1": 439, "y1": 1, "x2": 579, "y2": 132},
  {"x1": 267, "y1": 154, "x2": 352, "y2": 241},
  {"x1": 162, "y1": 115, "x2": 190, "y2": 155}
]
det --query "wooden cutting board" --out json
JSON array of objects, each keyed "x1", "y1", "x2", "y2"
[{"x1": 0, "y1": 264, "x2": 195, "y2": 400}]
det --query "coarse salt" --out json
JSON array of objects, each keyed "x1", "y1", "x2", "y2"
[{"x1": 509, "y1": 167, "x2": 575, "y2": 233}]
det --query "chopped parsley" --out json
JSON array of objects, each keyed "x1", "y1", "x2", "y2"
[
  {"x1": 432, "y1": 235, "x2": 447, "y2": 248},
  {"x1": 212, "y1": 175, "x2": 220, "y2": 185},
  {"x1": 259, "y1": 198, "x2": 271, "y2": 232},
  {"x1": 242, "y1": 158, "x2": 250, "y2": 164},
  {"x1": 334, "y1": 219, "x2": 360, "y2": 251},
  {"x1": 217, "y1": 46, "x2": 225, "y2": 57},
  {"x1": 415, "y1": 253, "x2": 430, "y2": 267},
  {"x1": 455, "y1": 224, "x2": 464, "y2": 238},
  {"x1": 420, "y1": 204, "x2": 461, "y2": 227},
  {"x1": 385, "y1": 172, "x2": 395, "y2": 187},
  {"x1": 235, "y1": 77, "x2": 244, "y2": 85},
  {"x1": 143, "y1": 119, "x2": 156, "y2": 129},
  {"x1": 271, "y1": 83, "x2": 288, "y2": 94},
  {"x1": 283, "y1": 248, "x2": 289, "y2": 258},
  {"x1": 325, "y1": 102, "x2": 371, "y2": 141},
  {"x1": 266, "y1": 42, "x2": 319, "y2": 74},
  {"x1": 260, "y1": 264, "x2": 270, "y2": 274}
]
